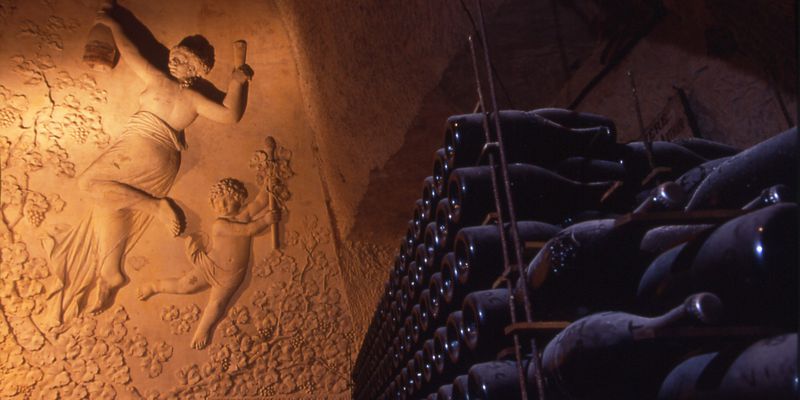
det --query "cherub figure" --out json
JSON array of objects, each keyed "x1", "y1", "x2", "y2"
[{"x1": 138, "y1": 178, "x2": 278, "y2": 349}]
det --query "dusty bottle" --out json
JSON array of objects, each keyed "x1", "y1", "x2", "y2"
[
  {"x1": 461, "y1": 288, "x2": 520, "y2": 360},
  {"x1": 686, "y1": 127, "x2": 797, "y2": 210},
  {"x1": 524, "y1": 216, "x2": 655, "y2": 320},
  {"x1": 437, "y1": 384, "x2": 454, "y2": 400},
  {"x1": 447, "y1": 221, "x2": 558, "y2": 306},
  {"x1": 399, "y1": 368, "x2": 411, "y2": 398},
  {"x1": 637, "y1": 203, "x2": 798, "y2": 328},
  {"x1": 433, "y1": 314, "x2": 471, "y2": 379},
  {"x1": 615, "y1": 140, "x2": 708, "y2": 184},
  {"x1": 433, "y1": 148, "x2": 450, "y2": 197},
  {"x1": 671, "y1": 136, "x2": 741, "y2": 160},
  {"x1": 467, "y1": 358, "x2": 537, "y2": 400},
  {"x1": 542, "y1": 292, "x2": 724, "y2": 399},
  {"x1": 421, "y1": 176, "x2": 438, "y2": 224},
  {"x1": 427, "y1": 270, "x2": 448, "y2": 326},
  {"x1": 409, "y1": 304, "x2": 424, "y2": 345},
  {"x1": 741, "y1": 184, "x2": 793, "y2": 211},
  {"x1": 555, "y1": 156, "x2": 627, "y2": 183},
  {"x1": 657, "y1": 333, "x2": 798, "y2": 400},
  {"x1": 413, "y1": 241, "x2": 433, "y2": 291},
  {"x1": 421, "y1": 201, "x2": 451, "y2": 272},
  {"x1": 444, "y1": 110, "x2": 616, "y2": 171},
  {"x1": 447, "y1": 163, "x2": 621, "y2": 230},
  {"x1": 451, "y1": 374, "x2": 470, "y2": 400},
  {"x1": 417, "y1": 289, "x2": 433, "y2": 332},
  {"x1": 432, "y1": 326, "x2": 466, "y2": 381},
  {"x1": 405, "y1": 359, "x2": 418, "y2": 397},
  {"x1": 412, "y1": 350, "x2": 428, "y2": 392},
  {"x1": 529, "y1": 107, "x2": 617, "y2": 132},
  {"x1": 673, "y1": 156, "x2": 730, "y2": 199},
  {"x1": 404, "y1": 219, "x2": 418, "y2": 259}
]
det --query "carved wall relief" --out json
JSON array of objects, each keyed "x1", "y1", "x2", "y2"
[{"x1": 1, "y1": 1, "x2": 356, "y2": 397}]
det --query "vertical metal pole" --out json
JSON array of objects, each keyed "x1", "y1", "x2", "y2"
[{"x1": 471, "y1": 0, "x2": 546, "y2": 396}]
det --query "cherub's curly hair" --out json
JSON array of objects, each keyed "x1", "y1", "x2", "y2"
[{"x1": 210, "y1": 178, "x2": 248, "y2": 205}]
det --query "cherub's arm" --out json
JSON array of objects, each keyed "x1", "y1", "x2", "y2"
[
  {"x1": 95, "y1": 5, "x2": 164, "y2": 84},
  {"x1": 214, "y1": 211, "x2": 279, "y2": 237},
  {"x1": 192, "y1": 67, "x2": 251, "y2": 124},
  {"x1": 237, "y1": 180, "x2": 272, "y2": 221}
]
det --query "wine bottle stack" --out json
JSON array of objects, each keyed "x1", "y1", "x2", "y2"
[{"x1": 352, "y1": 109, "x2": 798, "y2": 400}]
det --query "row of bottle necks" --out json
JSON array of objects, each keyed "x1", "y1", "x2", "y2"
[
  {"x1": 372, "y1": 331, "x2": 797, "y2": 400},
  {"x1": 353, "y1": 110, "x2": 797, "y2": 398}
]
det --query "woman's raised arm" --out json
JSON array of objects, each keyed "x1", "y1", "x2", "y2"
[
  {"x1": 95, "y1": 6, "x2": 164, "y2": 84},
  {"x1": 193, "y1": 67, "x2": 251, "y2": 124}
]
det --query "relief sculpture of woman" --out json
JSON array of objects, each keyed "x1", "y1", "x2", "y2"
[{"x1": 44, "y1": 3, "x2": 253, "y2": 328}]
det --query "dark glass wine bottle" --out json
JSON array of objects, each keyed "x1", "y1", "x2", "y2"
[
  {"x1": 461, "y1": 288, "x2": 519, "y2": 360},
  {"x1": 448, "y1": 163, "x2": 620, "y2": 230},
  {"x1": 671, "y1": 136, "x2": 741, "y2": 160},
  {"x1": 427, "y1": 271, "x2": 448, "y2": 326},
  {"x1": 447, "y1": 221, "x2": 559, "y2": 307},
  {"x1": 639, "y1": 223, "x2": 714, "y2": 260},
  {"x1": 616, "y1": 140, "x2": 707, "y2": 184},
  {"x1": 555, "y1": 156, "x2": 627, "y2": 183},
  {"x1": 742, "y1": 184, "x2": 793, "y2": 211},
  {"x1": 417, "y1": 290, "x2": 433, "y2": 334},
  {"x1": 467, "y1": 358, "x2": 537, "y2": 400},
  {"x1": 404, "y1": 222, "x2": 419, "y2": 266},
  {"x1": 422, "y1": 176, "x2": 438, "y2": 223},
  {"x1": 451, "y1": 374, "x2": 470, "y2": 400},
  {"x1": 444, "y1": 110, "x2": 616, "y2": 171},
  {"x1": 398, "y1": 275, "x2": 414, "y2": 312},
  {"x1": 413, "y1": 242, "x2": 433, "y2": 291},
  {"x1": 432, "y1": 326, "x2": 450, "y2": 375},
  {"x1": 637, "y1": 203, "x2": 798, "y2": 328},
  {"x1": 405, "y1": 359, "x2": 418, "y2": 397},
  {"x1": 542, "y1": 292, "x2": 724, "y2": 399},
  {"x1": 632, "y1": 181, "x2": 688, "y2": 213},
  {"x1": 686, "y1": 127, "x2": 797, "y2": 210},
  {"x1": 433, "y1": 315, "x2": 470, "y2": 379},
  {"x1": 437, "y1": 383, "x2": 454, "y2": 400},
  {"x1": 529, "y1": 107, "x2": 617, "y2": 133},
  {"x1": 657, "y1": 333, "x2": 798, "y2": 400},
  {"x1": 433, "y1": 197, "x2": 455, "y2": 251},
  {"x1": 398, "y1": 368, "x2": 411, "y2": 398},
  {"x1": 673, "y1": 156, "x2": 729, "y2": 199},
  {"x1": 403, "y1": 315, "x2": 417, "y2": 350},
  {"x1": 433, "y1": 148, "x2": 450, "y2": 197},
  {"x1": 524, "y1": 218, "x2": 651, "y2": 320},
  {"x1": 445, "y1": 311, "x2": 469, "y2": 365},
  {"x1": 392, "y1": 331, "x2": 406, "y2": 369},
  {"x1": 412, "y1": 349, "x2": 428, "y2": 393},
  {"x1": 409, "y1": 304, "x2": 424, "y2": 345}
]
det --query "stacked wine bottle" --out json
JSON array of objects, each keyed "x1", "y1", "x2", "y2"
[{"x1": 352, "y1": 108, "x2": 798, "y2": 400}]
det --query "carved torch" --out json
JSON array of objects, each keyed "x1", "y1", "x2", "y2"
[
  {"x1": 233, "y1": 40, "x2": 247, "y2": 68},
  {"x1": 264, "y1": 136, "x2": 279, "y2": 250}
]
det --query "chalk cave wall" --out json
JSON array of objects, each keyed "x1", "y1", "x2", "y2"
[{"x1": 0, "y1": 0, "x2": 354, "y2": 398}]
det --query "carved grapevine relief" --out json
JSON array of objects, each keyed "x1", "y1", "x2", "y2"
[
  {"x1": 159, "y1": 304, "x2": 201, "y2": 335},
  {"x1": 156, "y1": 216, "x2": 354, "y2": 399},
  {"x1": 1, "y1": 8, "x2": 355, "y2": 399},
  {"x1": 18, "y1": 16, "x2": 78, "y2": 51}
]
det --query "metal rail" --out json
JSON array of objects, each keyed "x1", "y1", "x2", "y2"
[{"x1": 468, "y1": 0, "x2": 545, "y2": 397}]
